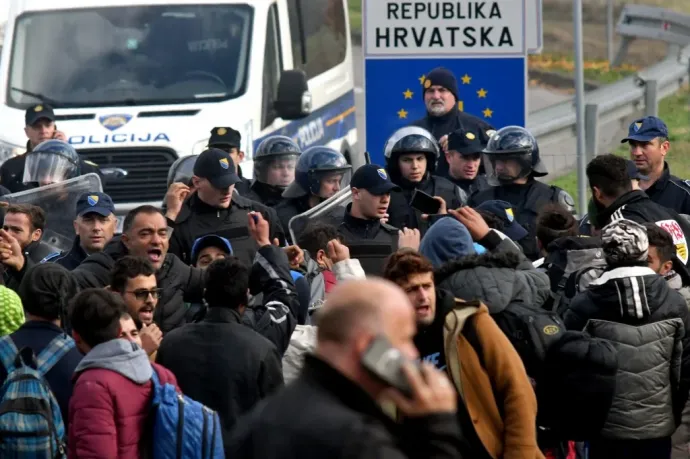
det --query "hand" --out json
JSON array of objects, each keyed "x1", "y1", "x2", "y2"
[
  {"x1": 449, "y1": 207, "x2": 490, "y2": 241},
  {"x1": 53, "y1": 130, "x2": 67, "y2": 142},
  {"x1": 439, "y1": 134, "x2": 449, "y2": 153},
  {"x1": 326, "y1": 239, "x2": 350, "y2": 264},
  {"x1": 380, "y1": 213, "x2": 390, "y2": 225},
  {"x1": 398, "y1": 228, "x2": 421, "y2": 251},
  {"x1": 0, "y1": 229, "x2": 24, "y2": 272},
  {"x1": 284, "y1": 245, "x2": 304, "y2": 269},
  {"x1": 248, "y1": 212, "x2": 271, "y2": 247},
  {"x1": 140, "y1": 323, "x2": 163, "y2": 356},
  {"x1": 164, "y1": 183, "x2": 191, "y2": 221},
  {"x1": 382, "y1": 362, "x2": 457, "y2": 417},
  {"x1": 421, "y1": 196, "x2": 447, "y2": 220}
]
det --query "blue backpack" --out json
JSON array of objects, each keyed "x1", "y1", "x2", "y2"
[
  {"x1": 150, "y1": 367, "x2": 224, "y2": 459},
  {"x1": 0, "y1": 334, "x2": 74, "y2": 458}
]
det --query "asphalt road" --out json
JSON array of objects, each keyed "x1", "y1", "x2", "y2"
[{"x1": 352, "y1": 45, "x2": 571, "y2": 149}]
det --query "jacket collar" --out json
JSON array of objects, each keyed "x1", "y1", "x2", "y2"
[
  {"x1": 645, "y1": 162, "x2": 671, "y2": 194},
  {"x1": 343, "y1": 203, "x2": 382, "y2": 235},
  {"x1": 203, "y1": 307, "x2": 242, "y2": 324},
  {"x1": 69, "y1": 236, "x2": 88, "y2": 260},
  {"x1": 598, "y1": 190, "x2": 648, "y2": 225},
  {"x1": 176, "y1": 192, "x2": 254, "y2": 223},
  {"x1": 590, "y1": 266, "x2": 656, "y2": 286}
]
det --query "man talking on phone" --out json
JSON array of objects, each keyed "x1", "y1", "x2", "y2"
[
  {"x1": 0, "y1": 104, "x2": 101, "y2": 193},
  {"x1": 228, "y1": 278, "x2": 465, "y2": 459}
]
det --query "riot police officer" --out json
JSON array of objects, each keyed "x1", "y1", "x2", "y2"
[
  {"x1": 338, "y1": 164, "x2": 400, "y2": 275},
  {"x1": 276, "y1": 146, "x2": 352, "y2": 243},
  {"x1": 384, "y1": 126, "x2": 465, "y2": 236},
  {"x1": 168, "y1": 148, "x2": 285, "y2": 266},
  {"x1": 444, "y1": 127, "x2": 490, "y2": 196},
  {"x1": 207, "y1": 126, "x2": 252, "y2": 195},
  {"x1": 0, "y1": 105, "x2": 100, "y2": 193},
  {"x1": 245, "y1": 136, "x2": 301, "y2": 207},
  {"x1": 22, "y1": 140, "x2": 84, "y2": 187},
  {"x1": 469, "y1": 125, "x2": 575, "y2": 260}
]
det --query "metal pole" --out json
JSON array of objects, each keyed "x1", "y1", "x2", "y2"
[
  {"x1": 607, "y1": 0, "x2": 614, "y2": 65},
  {"x1": 574, "y1": 0, "x2": 587, "y2": 215}
]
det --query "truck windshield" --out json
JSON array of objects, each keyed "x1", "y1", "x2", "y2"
[{"x1": 7, "y1": 4, "x2": 253, "y2": 108}]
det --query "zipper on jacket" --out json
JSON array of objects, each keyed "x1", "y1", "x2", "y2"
[
  {"x1": 201, "y1": 407, "x2": 209, "y2": 459},
  {"x1": 176, "y1": 394, "x2": 185, "y2": 459}
]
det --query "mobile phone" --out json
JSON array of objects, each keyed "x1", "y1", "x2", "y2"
[
  {"x1": 361, "y1": 335, "x2": 416, "y2": 397},
  {"x1": 410, "y1": 189, "x2": 441, "y2": 215}
]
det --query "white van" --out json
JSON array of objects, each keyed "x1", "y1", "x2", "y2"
[{"x1": 0, "y1": 0, "x2": 360, "y2": 212}]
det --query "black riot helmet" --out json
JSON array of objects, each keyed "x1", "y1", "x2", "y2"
[
  {"x1": 282, "y1": 146, "x2": 352, "y2": 199},
  {"x1": 167, "y1": 155, "x2": 198, "y2": 188},
  {"x1": 253, "y1": 136, "x2": 301, "y2": 188},
  {"x1": 23, "y1": 140, "x2": 80, "y2": 186},
  {"x1": 481, "y1": 126, "x2": 548, "y2": 186},
  {"x1": 383, "y1": 126, "x2": 439, "y2": 183}
]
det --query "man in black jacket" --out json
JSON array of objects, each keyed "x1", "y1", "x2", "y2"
[
  {"x1": 410, "y1": 67, "x2": 495, "y2": 177},
  {"x1": 207, "y1": 126, "x2": 252, "y2": 195},
  {"x1": 587, "y1": 154, "x2": 690, "y2": 267},
  {"x1": 168, "y1": 148, "x2": 285, "y2": 266},
  {"x1": 227, "y1": 278, "x2": 463, "y2": 459},
  {"x1": 444, "y1": 127, "x2": 490, "y2": 196},
  {"x1": 157, "y1": 212, "x2": 295, "y2": 452}
]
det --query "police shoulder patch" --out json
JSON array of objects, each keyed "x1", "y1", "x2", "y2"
[{"x1": 40, "y1": 252, "x2": 62, "y2": 263}]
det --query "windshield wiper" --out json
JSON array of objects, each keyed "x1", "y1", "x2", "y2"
[{"x1": 10, "y1": 87, "x2": 64, "y2": 106}]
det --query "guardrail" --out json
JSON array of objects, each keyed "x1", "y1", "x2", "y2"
[{"x1": 528, "y1": 37, "x2": 690, "y2": 182}]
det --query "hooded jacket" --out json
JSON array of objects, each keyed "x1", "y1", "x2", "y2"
[
  {"x1": 564, "y1": 266, "x2": 690, "y2": 439},
  {"x1": 69, "y1": 339, "x2": 179, "y2": 459}
]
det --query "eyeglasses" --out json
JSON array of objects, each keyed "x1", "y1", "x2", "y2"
[{"x1": 127, "y1": 288, "x2": 163, "y2": 301}]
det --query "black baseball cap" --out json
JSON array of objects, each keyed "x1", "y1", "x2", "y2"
[
  {"x1": 193, "y1": 148, "x2": 241, "y2": 189},
  {"x1": 447, "y1": 128, "x2": 484, "y2": 155},
  {"x1": 626, "y1": 160, "x2": 649, "y2": 181},
  {"x1": 621, "y1": 116, "x2": 669, "y2": 143},
  {"x1": 475, "y1": 200, "x2": 529, "y2": 241},
  {"x1": 75, "y1": 192, "x2": 115, "y2": 217},
  {"x1": 25, "y1": 104, "x2": 55, "y2": 126},
  {"x1": 208, "y1": 127, "x2": 241, "y2": 149},
  {"x1": 350, "y1": 164, "x2": 401, "y2": 196}
]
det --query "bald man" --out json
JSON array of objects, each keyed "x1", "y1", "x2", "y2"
[{"x1": 228, "y1": 279, "x2": 464, "y2": 459}]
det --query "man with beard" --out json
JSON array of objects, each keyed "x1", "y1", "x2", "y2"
[
  {"x1": 410, "y1": 67, "x2": 495, "y2": 177},
  {"x1": 469, "y1": 126, "x2": 575, "y2": 261},
  {"x1": 244, "y1": 136, "x2": 301, "y2": 207}
]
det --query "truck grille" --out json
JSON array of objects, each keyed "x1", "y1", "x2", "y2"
[{"x1": 78, "y1": 148, "x2": 177, "y2": 204}]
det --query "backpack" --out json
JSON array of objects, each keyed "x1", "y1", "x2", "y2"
[
  {"x1": 0, "y1": 334, "x2": 74, "y2": 458},
  {"x1": 149, "y1": 366, "x2": 224, "y2": 459}
]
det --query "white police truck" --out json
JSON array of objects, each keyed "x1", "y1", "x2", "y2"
[{"x1": 0, "y1": 0, "x2": 360, "y2": 212}]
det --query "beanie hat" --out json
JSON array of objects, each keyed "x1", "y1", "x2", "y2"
[
  {"x1": 601, "y1": 219, "x2": 648, "y2": 266},
  {"x1": 423, "y1": 67, "x2": 459, "y2": 102},
  {"x1": 420, "y1": 217, "x2": 485, "y2": 268},
  {"x1": 0, "y1": 286, "x2": 24, "y2": 337}
]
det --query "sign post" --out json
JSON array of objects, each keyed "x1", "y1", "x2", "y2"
[{"x1": 363, "y1": 0, "x2": 528, "y2": 166}]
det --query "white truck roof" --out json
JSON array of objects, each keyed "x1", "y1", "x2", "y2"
[{"x1": 9, "y1": 0, "x2": 266, "y2": 13}]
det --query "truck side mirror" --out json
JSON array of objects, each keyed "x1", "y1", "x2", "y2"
[{"x1": 274, "y1": 70, "x2": 311, "y2": 120}]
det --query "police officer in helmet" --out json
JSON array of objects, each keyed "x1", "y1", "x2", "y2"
[
  {"x1": 245, "y1": 136, "x2": 301, "y2": 207},
  {"x1": 275, "y1": 146, "x2": 352, "y2": 243},
  {"x1": 167, "y1": 148, "x2": 285, "y2": 266},
  {"x1": 384, "y1": 126, "x2": 465, "y2": 236},
  {"x1": 469, "y1": 125, "x2": 575, "y2": 260},
  {"x1": 22, "y1": 140, "x2": 82, "y2": 187},
  {"x1": 207, "y1": 127, "x2": 252, "y2": 195}
]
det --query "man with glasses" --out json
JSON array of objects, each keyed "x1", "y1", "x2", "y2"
[{"x1": 110, "y1": 256, "x2": 164, "y2": 358}]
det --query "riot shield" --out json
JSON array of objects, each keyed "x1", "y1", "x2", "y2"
[
  {"x1": 288, "y1": 186, "x2": 352, "y2": 244},
  {"x1": 2, "y1": 173, "x2": 103, "y2": 255}
]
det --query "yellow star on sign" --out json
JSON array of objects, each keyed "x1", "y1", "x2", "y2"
[
  {"x1": 418, "y1": 75, "x2": 426, "y2": 85},
  {"x1": 483, "y1": 108, "x2": 493, "y2": 118},
  {"x1": 397, "y1": 108, "x2": 408, "y2": 119},
  {"x1": 403, "y1": 89, "x2": 414, "y2": 99},
  {"x1": 477, "y1": 88, "x2": 488, "y2": 98},
  {"x1": 461, "y1": 74, "x2": 471, "y2": 84}
]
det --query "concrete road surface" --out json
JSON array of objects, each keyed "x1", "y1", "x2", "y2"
[{"x1": 352, "y1": 45, "x2": 571, "y2": 150}]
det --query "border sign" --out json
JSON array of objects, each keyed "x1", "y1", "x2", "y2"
[{"x1": 363, "y1": 0, "x2": 529, "y2": 166}]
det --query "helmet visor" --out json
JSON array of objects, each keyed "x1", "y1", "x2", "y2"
[
  {"x1": 482, "y1": 152, "x2": 532, "y2": 186},
  {"x1": 167, "y1": 156, "x2": 197, "y2": 188},
  {"x1": 23, "y1": 153, "x2": 78, "y2": 185},
  {"x1": 312, "y1": 167, "x2": 352, "y2": 199},
  {"x1": 255, "y1": 155, "x2": 299, "y2": 187}
]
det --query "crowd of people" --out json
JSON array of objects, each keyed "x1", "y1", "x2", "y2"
[{"x1": 0, "y1": 66, "x2": 689, "y2": 459}]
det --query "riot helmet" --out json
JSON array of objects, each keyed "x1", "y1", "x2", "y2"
[
  {"x1": 482, "y1": 126, "x2": 548, "y2": 186},
  {"x1": 383, "y1": 126, "x2": 439, "y2": 183},
  {"x1": 23, "y1": 140, "x2": 80, "y2": 186},
  {"x1": 282, "y1": 146, "x2": 352, "y2": 199},
  {"x1": 167, "y1": 155, "x2": 198, "y2": 188},
  {"x1": 254, "y1": 136, "x2": 301, "y2": 188}
]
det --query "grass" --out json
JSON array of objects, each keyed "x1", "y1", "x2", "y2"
[
  {"x1": 529, "y1": 54, "x2": 639, "y2": 84},
  {"x1": 348, "y1": 1, "x2": 361, "y2": 35},
  {"x1": 548, "y1": 87, "x2": 690, "y2": 207}
]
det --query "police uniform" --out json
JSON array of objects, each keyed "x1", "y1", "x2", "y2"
[
  {"x1": 444, "y1": 127, "x2": 491, "y2": 197},
  {"x1": 244, "y1": 136, "x2": 302, "y2": 208},
  {"x1": 337, "y1": 165, "x2": 400, "y2": 276},
  {"x1": 409, "y1": 67, "x2": 495, "y2": 177},
  {"x1": 207, "y1": 126, "x2": 252, "y2": 196},
  {"x1": 383, "y1": 126, "x2": 465, "y2": 237},
  {"x1": 41, "y1": 191, "x2": 116, "y2": 270},
  {"x1": 168, "y1": 149, "x2": 285, "y2": 267},
  {"x1": 470, "y1": 126, "x2": 575, "y2": 261}
]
